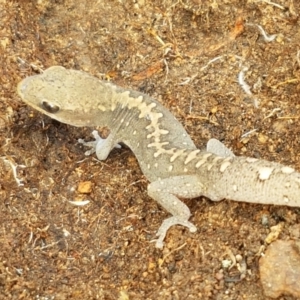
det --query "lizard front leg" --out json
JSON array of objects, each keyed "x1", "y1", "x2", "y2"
[
  {"x1": 148, "y1": 175, "x2": 207, "y2": 248},
  {"x1": 78, "y1": 130, "x2": 121, "y2": 160}
]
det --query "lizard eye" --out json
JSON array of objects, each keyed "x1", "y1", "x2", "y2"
[{"x1": 41, "y1": 100, "x2": 60, "y2": 113}]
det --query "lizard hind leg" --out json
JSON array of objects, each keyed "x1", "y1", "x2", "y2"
[
  {"x1": 206, "y1": 138, "x2": 235, "y2": 158},
  {"x1": 147, "y1": 175, "x2": 205, "y2": 248}
]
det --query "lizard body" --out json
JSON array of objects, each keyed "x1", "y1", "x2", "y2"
[{"x1": 17, "y1": 66, "x2": 300, "y2": 248}]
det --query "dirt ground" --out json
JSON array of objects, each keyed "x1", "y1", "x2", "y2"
[{"x1": 1, "y1": 0, "x2": 300, "y2": 299}]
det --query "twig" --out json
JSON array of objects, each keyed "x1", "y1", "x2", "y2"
[
  {"x1": 159, "y1": 243, "x2": 187, "y2": 267},
  {"x1": 263, "y1": 108, "x2": 281, "y2": 120},
  {"x1": 277, "y1": 116, "x2": 300, "y2": 120},
  {"x1": 177, "y1": 74, "x2": 197, "y2": 86},
  {"x1": 241, "y1": 129, "x2": 257, "y2": 139},
  {"x1": 247, "y1": 23, "x2": 277, "y2": 42},
  {"x1": 259, "y1": 0, "x2": 285, "y2": 10},
  {"x1": 238, "y1": 68, "x2": 252, "y2": 96},
  {"x1": 256, "y1": 24, "x2": 277, "y2": 42},
  {"x1": 272, "y1": 78, "x2": 298, "y2": 88},
  {"x1": 1, "y1": 157, "x2": 25, "y2": 186},
  {"x1": 200, "y1": 56, "x2": 223, "y2": 71},
  {"x1": 187, "y1": 115, "x2": 219, "y2": 126}
]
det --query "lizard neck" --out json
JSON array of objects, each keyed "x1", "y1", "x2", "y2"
[{"x1": 98, "y1": 83, "x2": 198, "y2": 181}]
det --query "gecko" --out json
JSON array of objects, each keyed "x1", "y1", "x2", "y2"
[{"x1": 17, "y1": 66, "x2": 300, "y2": 248}]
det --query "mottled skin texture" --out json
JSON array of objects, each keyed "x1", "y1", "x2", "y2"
[{"x1": 18, "y1": 66, "x2": 300, "y2": 248}]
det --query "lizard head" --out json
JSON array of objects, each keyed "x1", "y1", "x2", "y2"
[{"x1": 17, "y1": 66, "x2": 110, "y2": 127}]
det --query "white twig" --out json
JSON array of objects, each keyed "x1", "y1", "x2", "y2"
[
  {"x1": 1, "y1": 157, "x2": 25, "y2": 186},
  {"x1": 238, "y1": 68, "x2": 252, "y2": 96},
  {"x1": 178, "y1": 78, "x2": 192, "y2": 85},
  {"x1": 177, "y1": 74, "x2": 197, "y2": 86},
  {"x1": 17, "y1": 57, "x2": 44, "y2": 73},
  {"x1": 256, "y1": 25, "x2": 277, "y2": 42},
  {"x1": 297, "y1": 50, "x2": 300, "y2": 67},
  {"x1": 68, "y1": 200, "x2": 90, "y2": 206},
  {"x1": 259, "y1": 0, "x2": 285, "y2": 10},
  {"x1": 163, "y1": 58, "x2": 169, "y2": 81},
  {"x1": 247, "y1": 23, "x2": 277, "y2": 42},
  {"x1": 189, "y1": 99, "x2": 193, "y2": 114},
  {"x1": 253, "y1": 98, "x2": 260, "y2": 108},
  {"x1": 200, "y1": 55, "x2": 223, "y2": 71},
  {"x1": 241, "y1": 129, "x2": 258, "y2": 139},
  {"x1": 263, "y1": 108, "x2": 281, "y2": 120},
  {"x1": 238, "y1": 67, "x2": 260, "y2": 108}
]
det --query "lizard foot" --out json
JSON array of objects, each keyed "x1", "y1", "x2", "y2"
[
  {"x1": 153, "y1": 216, "x2": 197, "y2": 249},
  {"x1": 78, "y1": 130, "x2": 121, "y2": 157}
]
